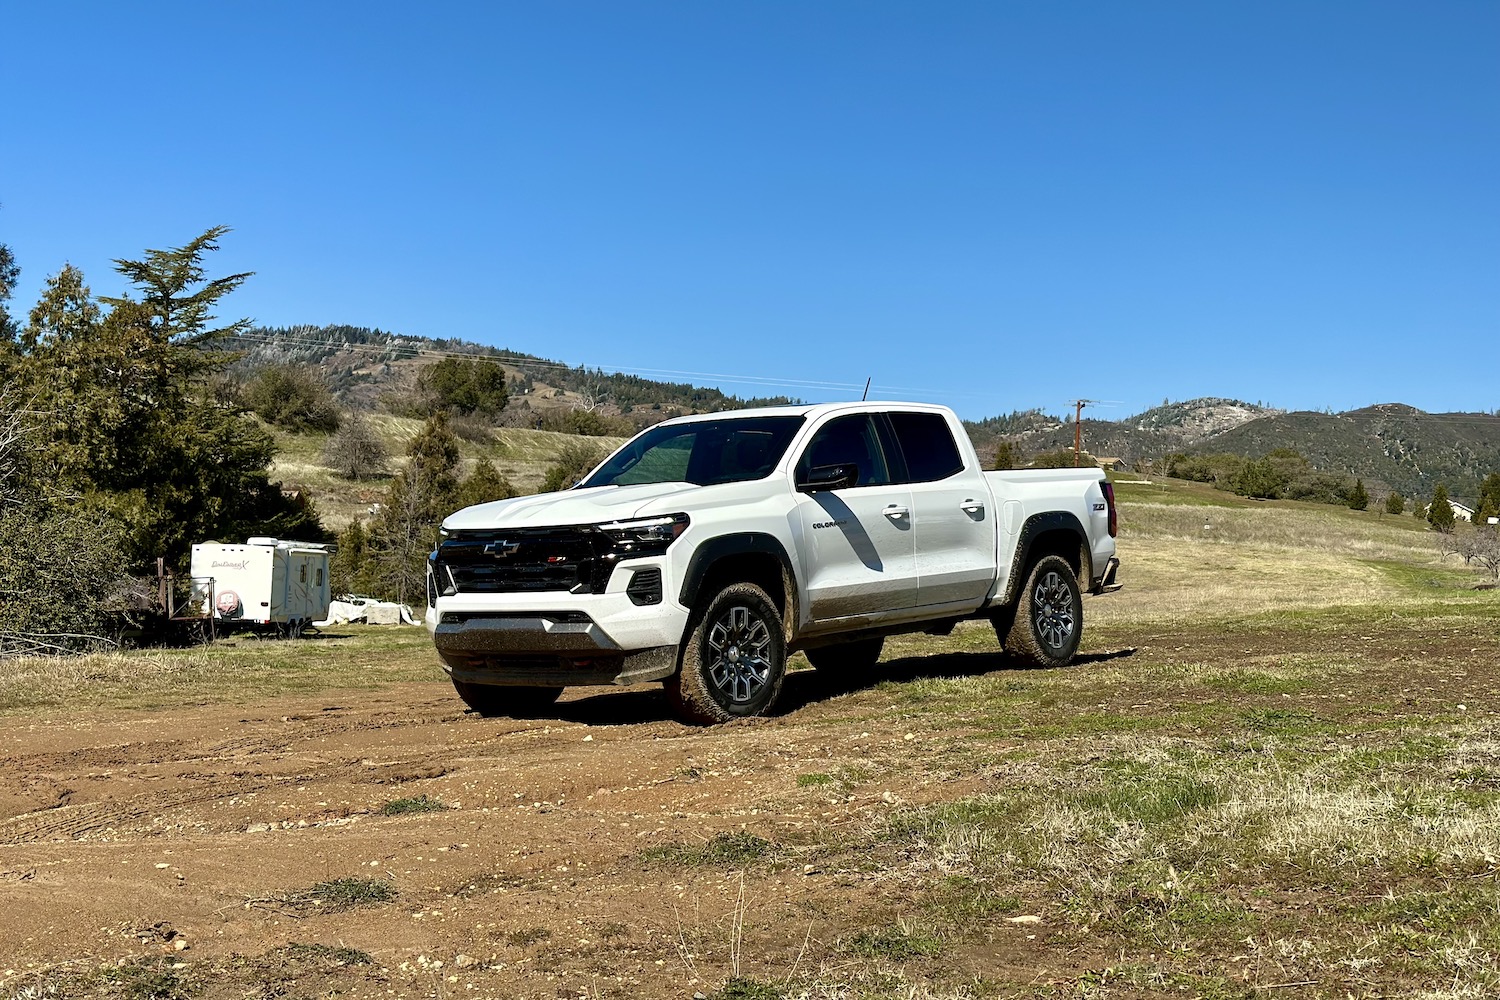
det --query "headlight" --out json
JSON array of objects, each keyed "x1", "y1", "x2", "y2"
[{"x1": 596, "y1": 513, "x2": 690, "y2": 557}]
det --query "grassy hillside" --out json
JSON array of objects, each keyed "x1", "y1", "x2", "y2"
[
  {"x1": 269, "y1": 418, "x2": 626, "y2": 530},
  {"x1": 1199, "y1": 405, "x2": 1500, "y2": 505}
]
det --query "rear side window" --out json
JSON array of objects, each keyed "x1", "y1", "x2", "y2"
[{"x1": 888, "y1": 411, "x2": 965, "y2": 482}]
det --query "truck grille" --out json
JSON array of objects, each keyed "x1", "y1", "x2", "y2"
[{"x1": 435, "y1": 529, "x2": 613, "y2": 595}]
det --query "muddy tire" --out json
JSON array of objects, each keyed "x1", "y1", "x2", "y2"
[
  {"x1": 1001, "y1": 554, "x2": 1083, "y2": 667},
  {"x1": 804, "y1": 637, "x2": 884, "y2": 674},
  {"x1": 452, "y1": 680, "x2": 563, "y2": 718},
  {"x1": 667, "y1": 582, "x2": 786, "y2": 724}
]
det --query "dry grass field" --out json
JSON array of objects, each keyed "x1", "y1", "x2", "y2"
[
  {"x1": 1, "y1": 482, "x2": 1497, "y2": 999},
  {"x1": 268, "y1": 419, "x2": 628, "y2": 530}
]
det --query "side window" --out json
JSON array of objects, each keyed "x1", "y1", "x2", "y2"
[
  {"x1": 316, "y1": 567, "x2": 324, "y2": 587},
  {"x1": 888, "y1": 411, "x2": 965, "y2": 483},
  {"x1": 299, "y1": 564, "x2": 308, "y2": 584},
  {"x1": 797, "y1": 414, "x2": 891, "y2": 487}
]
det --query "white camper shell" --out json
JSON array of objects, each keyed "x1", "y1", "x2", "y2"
[{"x1": 190, "y1": 538, "x2": 332, "y2": 629}]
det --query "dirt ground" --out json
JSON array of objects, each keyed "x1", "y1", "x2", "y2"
[
  {"x1": 1, "y1": 609, "x2": 1496, "y2": 999},
  {"x1": 0, "y1": 651, "x2": 1050, "y2": 999}
]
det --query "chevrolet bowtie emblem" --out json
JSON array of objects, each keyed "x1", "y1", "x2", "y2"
[{"x1": 483, "y1": 541, "x2": 521, "y2": 557}]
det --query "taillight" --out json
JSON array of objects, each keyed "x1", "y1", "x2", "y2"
[{"x1": 1100, "y1": 481, "x2": 1118, "y2": 537}]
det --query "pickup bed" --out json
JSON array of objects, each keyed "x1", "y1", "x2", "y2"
[{"x1": 427, "y1": 401, "x2": 1119, "y2": 723}]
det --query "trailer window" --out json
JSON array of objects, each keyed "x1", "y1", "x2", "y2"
[
  {"x1": 300, "y1": 564, "x2": 307, "y2": 584},
  {"x1": 316, "y1": 567, "x2": 324, "y2": 587}
]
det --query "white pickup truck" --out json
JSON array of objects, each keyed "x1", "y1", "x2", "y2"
[{"x1": 427, "y1": 401, "x2": 1120, "y2": 723}]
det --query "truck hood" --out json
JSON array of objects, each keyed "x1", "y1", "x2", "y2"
[{"x1": 442, "y1": 482, "x2": 700, "y2": 531}]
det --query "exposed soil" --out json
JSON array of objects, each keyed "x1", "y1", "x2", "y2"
[{"x1": 1, "y1": 612, "x2": 1496, "y2": 998}]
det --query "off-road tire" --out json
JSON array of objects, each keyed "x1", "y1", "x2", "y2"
[
  {"x1": 452, "y1": 680, "x2": 563, "y2": 718},
  {"x1": 667, "y1": 582, "x2": 787, "y2": 725},
  {"x1": 1001, "y1": 554, "x2": 1083, "y2": 667},
  {"x1": 804, "y1": 637, "x2": 885, "y2": 674}
]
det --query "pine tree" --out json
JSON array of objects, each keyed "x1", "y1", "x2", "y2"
[
  {"x1": 0, "y1": 237, "x2": 20, "y2": 347},
  {"x1": 454, "y1": 458, "x2": 515, "y2": 510},
  {"x1": 992, "y1": 441, "x2": 1016, "y2": 471},
  {"x1": 24, "y1": 264, "x2": 100, "y2": 350},
  {"x1": 1384, "y1": 492, "x2": 1404, "y2": 515},
  {"x1": 363, "y1": 414, "x2": 463, "y2": 604},
  {"x1": 15, "y1": 229, "x2": 323, "y2": 570},
  {"x1": 1428, "y1": 484, "x2": 1456, "y2": 533},
  {"x1": 1348, "y1": 479, "x2": 1369, "y2": 511},
  {"x1": 1476, "y1": 472, "x2": 1500, "y2": 525}
]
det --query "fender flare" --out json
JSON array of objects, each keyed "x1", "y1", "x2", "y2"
[
  {"x1": 678, "y1": 532, "x2": 797, "y2": 611},
  {"x1": 999, "y1": 511, "x2": 1090, "y2": 606}
]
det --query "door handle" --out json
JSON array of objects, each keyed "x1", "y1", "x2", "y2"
[
  {"x1": 960, "y1": 499, "x2": 985, "y2": 513},
  {"x1": 883, "y1": 505, "x2": 909, "y2": 520}
]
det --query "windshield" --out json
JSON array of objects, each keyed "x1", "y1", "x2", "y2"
[{"x1": 581, "y1": 415, "x2": 806, "y2": 488}]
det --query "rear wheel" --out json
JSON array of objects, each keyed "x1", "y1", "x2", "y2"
[
  {"x1": 667, "y1": 582, "x2": 786, "y2": 724},
  {"x1": 804, "y1": 637, "x2": 884, "y2": 674},
  {"x1": 452, "y1": 680, "x2": 563, "y2": 718},
  {"x1": 1000, "y1": 554, "x2": 1083, "y2": 667}
]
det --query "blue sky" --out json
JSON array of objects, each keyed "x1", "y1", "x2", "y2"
[{"x1": 2, "y1": 1, "x2": 1496, "y2": 421}]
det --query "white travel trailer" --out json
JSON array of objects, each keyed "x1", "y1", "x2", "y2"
[{"x1": 190, "y1": 538, "x2": 332, "y2": 632}]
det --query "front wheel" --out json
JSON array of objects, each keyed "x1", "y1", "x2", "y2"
[
  {"x1": 999, "y1": 554, "x2": 1083, "y2": 667},
  {"x1": 452, "y1": 680, "x2": 563, "y2": 718},
  {"x1": 667, "y1": 582, "x2": 787, "y2": 724}
]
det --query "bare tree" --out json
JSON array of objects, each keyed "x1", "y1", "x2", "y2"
[
  {"x1": 0, "y1": 386, "x2": 28, "y2": 504},
  {"x1": 1475, "y1": 526, "x2": 1500, "y2": 581},
  {"x1": 321, "y1": 410, "x2": 390, "y2": 480},
  {"x1": 576, "y1": 368, "x2": 611, "y2": 413}
]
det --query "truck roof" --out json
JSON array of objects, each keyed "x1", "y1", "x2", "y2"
[{"x1": 659, "y1": 400, "x2": 954, "y2": 426}]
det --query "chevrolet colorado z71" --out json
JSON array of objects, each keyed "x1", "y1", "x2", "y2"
[{"x1": 426, "y1": 401, "x2": 1120, "y2": 723}]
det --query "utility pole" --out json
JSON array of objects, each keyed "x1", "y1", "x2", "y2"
[{"x1": 1072, "y1": 399, "x2": 1096, "y2": 467}]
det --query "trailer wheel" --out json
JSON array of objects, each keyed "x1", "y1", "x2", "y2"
[
  {"x1": 452, "y1": 681, "x2": 563, "y2": 718},
  {"x1": 1000, "y1": 554, "x2": 1083, "y2": 668},
  {"x1": 667, "y1": 582, "x2": 786, "y2": 724}
]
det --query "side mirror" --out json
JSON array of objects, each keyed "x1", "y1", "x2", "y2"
[{"x1": 798, "y1": 463, "x2": 859, "y2": 492}]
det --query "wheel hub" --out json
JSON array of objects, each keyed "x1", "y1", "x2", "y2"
[
  {"x1": 1032, "y1": 570, "x2": 1075, "y2": 650},
  {"x1": 707, "y1": 606, "x2": 772, "y2": 704}
]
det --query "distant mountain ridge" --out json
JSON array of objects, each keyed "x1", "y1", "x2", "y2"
[
  {"x1": 966, "y1": 398, "x2": 1499, "y2": 505},
  {"x1": 231, "y1": 326, "x2": 1499, "y2": 505}
]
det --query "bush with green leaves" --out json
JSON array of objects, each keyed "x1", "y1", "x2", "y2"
[{"x1": 243, "y1": 363, "x2": 341, "y2": 432}]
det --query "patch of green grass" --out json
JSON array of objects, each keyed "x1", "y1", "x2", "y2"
[
  {"x1": 640, "y1": 831, "x2": 775, "y2": 868},
  {"x1": 843, "y1": 924, "x2": 945, "y2": 960},
  {"x1": 710, "y1": 977, "x2": 785, "y2": 1000},
  {"x1": 299, "y1": 877, "x2": 397, "y2": 911},
  {"x1": 379, "y1": 794, "x2": 447, "y2": 815},
  {"x1": 1240, "y1": 706, "x2": 1322, "y2": 735},
  {"x1": 1201, "y1": 667, "x2": 1314, "y2": 695},
  {"x1": 504, "y1": 926, "x2": 552, "y2": 947},
  {"x1": 922, "y1": 875, "x2": 1022, "y2": 928},
  {"x1": 276, "y1": 942, "x2": 374, "y2": 966},
  {"x1": 1076, "y1": 773, "x2": 1221, "y2": 825},
  {"x1": 95, "y1": 958, "x2": 196, "y2": 1000},
  {"x1": 1363, "y1": 558, "x2": 1491, "y2": 593},
  {"x1": 796, "y1": 772, "x2": 833, "y2": 787}
]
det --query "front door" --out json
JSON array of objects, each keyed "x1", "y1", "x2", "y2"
[{"x1": 792, "y1": 413, "x2": 919, "y2": 623}]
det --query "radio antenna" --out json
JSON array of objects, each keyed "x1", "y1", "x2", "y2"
[{"x1": 861, "y1": 377, "x2": 871, "y2": 401}]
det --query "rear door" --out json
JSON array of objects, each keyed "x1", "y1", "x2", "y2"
[
  {"x1": 886, "y1": 410, "x2": 997, "y2": 610},
  {"x1": 792, "y1": 413, "x2": 919, "y2": 622}
]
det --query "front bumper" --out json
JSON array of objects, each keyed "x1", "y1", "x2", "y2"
[{"x1": 428, "y1": 575, "x2": 690, "y2": 688}]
